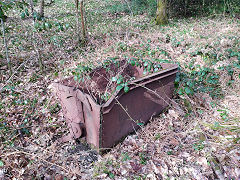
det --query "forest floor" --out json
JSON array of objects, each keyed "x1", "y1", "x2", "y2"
[{"x1": 0, "y1": 0, "x2": 240, "y2": 179}]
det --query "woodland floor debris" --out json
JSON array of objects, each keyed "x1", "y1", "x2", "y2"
[{"x1": 0, "y1": 0, "x2": 240, "y2": 178}]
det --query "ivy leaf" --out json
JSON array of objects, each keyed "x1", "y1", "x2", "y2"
[
  {"x1": 34, "y1": 22, "x2": 40, "y2": 29},
  {"x1": 175, "y1": 75, "x2": 180, "y2": 83},
  {"x1": 45, "y1": 22, "x2": 52, "y2": 29},
  {"x1": 117, "y1": 78, "x2": 122, "y2": 84},
  {"x1": 147, "y1": 65, "x2": 152, "y2": 71},
  {"x1": 178, "y1": 88, "x2": 184, "y2": 95},
  {"x1": 116, "y1": 85, "x2": 123, "y2": 91},
  {"x1": 65, "y1": 23, "x2": 70, "y2": 29},
  {"x1": 74, "y1": 76, "x2": 78, "y2": 81},
  {"x1": 36, "y1": 14, "x2": 41, "y2": 21},
  {"x1": 136, "y1": 62, "x2": 140, "y2": 67},
  {"x1": 33, "y1": 12, "x2": 38, "y2": 19},
  {"x1": 124, "y1": 86, "x2": 129, "y2": 93},
  {"x1": 130, "y1": 60, "x2": 135, "y2": 66},
  {"x1": 111, "y1": 76, "x2": 117, "y2": 82},
  {"x1": 58, "y1": 24, "x2": 64, "y2": 31},
  {"x1": 184, "y1": 87, "x2": 193, "y2": 95},
  {"x1": 25, "y1": 9, "x2": 29, "y2": 16},
  {"x1": 144, "y1": 61, "x2": 148, "y2": 67},
  {"x1": 187, "y1": 81, "x2": 194, "y2": 88},
  {"x1": 233, "y1": 63, "x2": 240, "y2": 69},
  {"x1": 0, "y1": 160, "x2": 4, "y2": 167},
  {"x1": 20, "y1": 12, "x2": 25, "y2": 19}
]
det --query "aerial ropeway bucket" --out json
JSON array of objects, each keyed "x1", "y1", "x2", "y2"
[{"x1": 51, "y1": 61, "x2": 178, "y2": 152}]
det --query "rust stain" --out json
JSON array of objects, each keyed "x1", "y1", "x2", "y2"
[{"x1": 51, "y1": 63, "x2": 178, "y2": 152}]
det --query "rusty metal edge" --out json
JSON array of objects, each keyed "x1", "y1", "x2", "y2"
[{"x1": 101, "y1": 64, "x2": 178, "y2": 113}]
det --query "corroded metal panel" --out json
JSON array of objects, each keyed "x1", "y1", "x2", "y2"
[
  {"x1": 100, "y1": 65, "x2": 177, "y2": 149},
  {"x1": 51, "y1": 63, "x2": 178, "y2": 151}
]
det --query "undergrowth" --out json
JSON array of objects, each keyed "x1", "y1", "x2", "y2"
[{"x1": 0, "y1": 0, "x2": 239, "y2": 178}]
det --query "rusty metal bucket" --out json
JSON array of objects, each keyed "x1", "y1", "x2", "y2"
[{"x1": 51, "y1": 63, "x2": 178, "y2": 151}]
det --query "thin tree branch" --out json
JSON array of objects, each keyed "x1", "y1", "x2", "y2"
[
  {"x1": 1, "y1": 18, "x2": 12, "y2": 75},
  {"x1": 0, "y1": 57, "x2": 31, "y2": 92}
]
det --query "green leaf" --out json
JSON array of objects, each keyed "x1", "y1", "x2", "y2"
[
  {"x1": 117, "y1": 78, "x2": 122, "y2": 85},
  {"x1": 147, "y1": 65, "x2": 152, "y2": 71},
  {"x1": 175, "y1": 77, "x2": 180, "y2": 83},
  {"x1": 116, "y1": 85, "x2": 123, "y2": 91},
  {"x1": 0, "y1": 160, "x2": 4, "y2": 167},
  {"x1": 233, "y1": 63, "x2": 240, "y2": 69},
  {"x1": 58, "y1": 24, "x2": 64, "y2": 31},
  {"x1": 184, "y1": 87, "x2": 193, "y2": 95},
  {"x1": 130, "y1": 60, "x2": 135, "y2": 66},
  {"x1": 33, "y1": 12, "x2": 38, "y2": 19},
  {"x1": 178, "y1": 88, "x2": 184, "y2": 95},
  {"x1": 25, "y1": 9, "x2": 29, "y2": 16},
  {"x1": 74, "y1": 76, "x2": 78, "y2": 81},
  {"x1": 111, "y1": 76, "x2": 117, "y2": 82},
  {"x1": 65, "y1": 23, "x2": 70, "y2": 29},
  {"x1": 187, "y1": 81, "x2": 194, "y2": 88},
  {"x1": 36, "y1": 14, "x2": 41, "y2": 20},
  {"x1": 20, "y1": 12, "x2": 25, "y2": 19},
  {"x1": 124, "y1": 86, "x2": 129, "y2": 93},
  {"x1": 109, "y1": 172, "x2": 115, "y2": 179},
  {"x1": 45, "y1": 22, "x2": 52, "y2": 29},
  {"x1": 137, "y1": 122, "x2": 144, "y2": 126},
  {"x1": 41, "y1": 23, "x2": 46, "y2": 30},
  {"x1": 34, "y1": 22, "x2": 40, "y2": 29}
]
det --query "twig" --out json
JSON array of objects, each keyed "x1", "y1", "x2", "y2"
[
  {"x1": 0, "y1": 58, "x2": 31, "y2": 92},
  {"x1": 114, "y1": 97, "x2": 144, "y2": 127},
  {"x1": 1, "y1": 18, "x2": 12, "y2": 75},
  {"x1": 29, "y1": 0, "x2": 35, "y2": 18},
  {"x1": 132, "y1": 81, "x2": 185, "y2": 113},
  {"x1": 124, "y1": 0, "x2": 133, "y2": 17},
  {"x1": 5, "y1": 148, "x2": 77, "y2": 175},
  {"x1": 132, "y1": 82, "x2": 171, "y2": 106}
]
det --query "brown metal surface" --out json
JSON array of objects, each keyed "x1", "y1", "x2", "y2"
[
  {"x1": 51, "y1": 63, "x2": 178, "y2": 151},
  {"x1": 100, "y1": 64, "x2": 178, "y2": 149},
  {"x1": 50, "y1": 84, "x2": 84, "y2": 142},
  {"x1": 51, "y1": 83, "x2": 101, "y2": 147}
]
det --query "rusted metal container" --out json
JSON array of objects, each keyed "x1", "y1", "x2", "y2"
[{"x1": 51, "y1": 63, "x2": 178, "y2": 151}]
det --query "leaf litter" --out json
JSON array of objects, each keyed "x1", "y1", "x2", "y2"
[{"x1": 0, "y1": 3, "x2": 240, "y2": 179}]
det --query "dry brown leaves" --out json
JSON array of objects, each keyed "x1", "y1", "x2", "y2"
[{"x1": 1, "y1": 3, "x2": 240, "y2": 179}]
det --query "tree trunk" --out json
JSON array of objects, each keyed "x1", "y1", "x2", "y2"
[
  {"x1": 75, "y1": 0, "x2": 87, "y2": 44},
  {"x1": 156, "y1": 0, "x2": 168, "y2": 25},
  {"x1": 80, "y1": 1, "x2": 86, "y2": 40},
  {"x1": 75, "y1": 0, "x2": 81, "y2": 42},
  {"x1": 39, "y1": 0, "x2": 45, "y2": 18}
]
